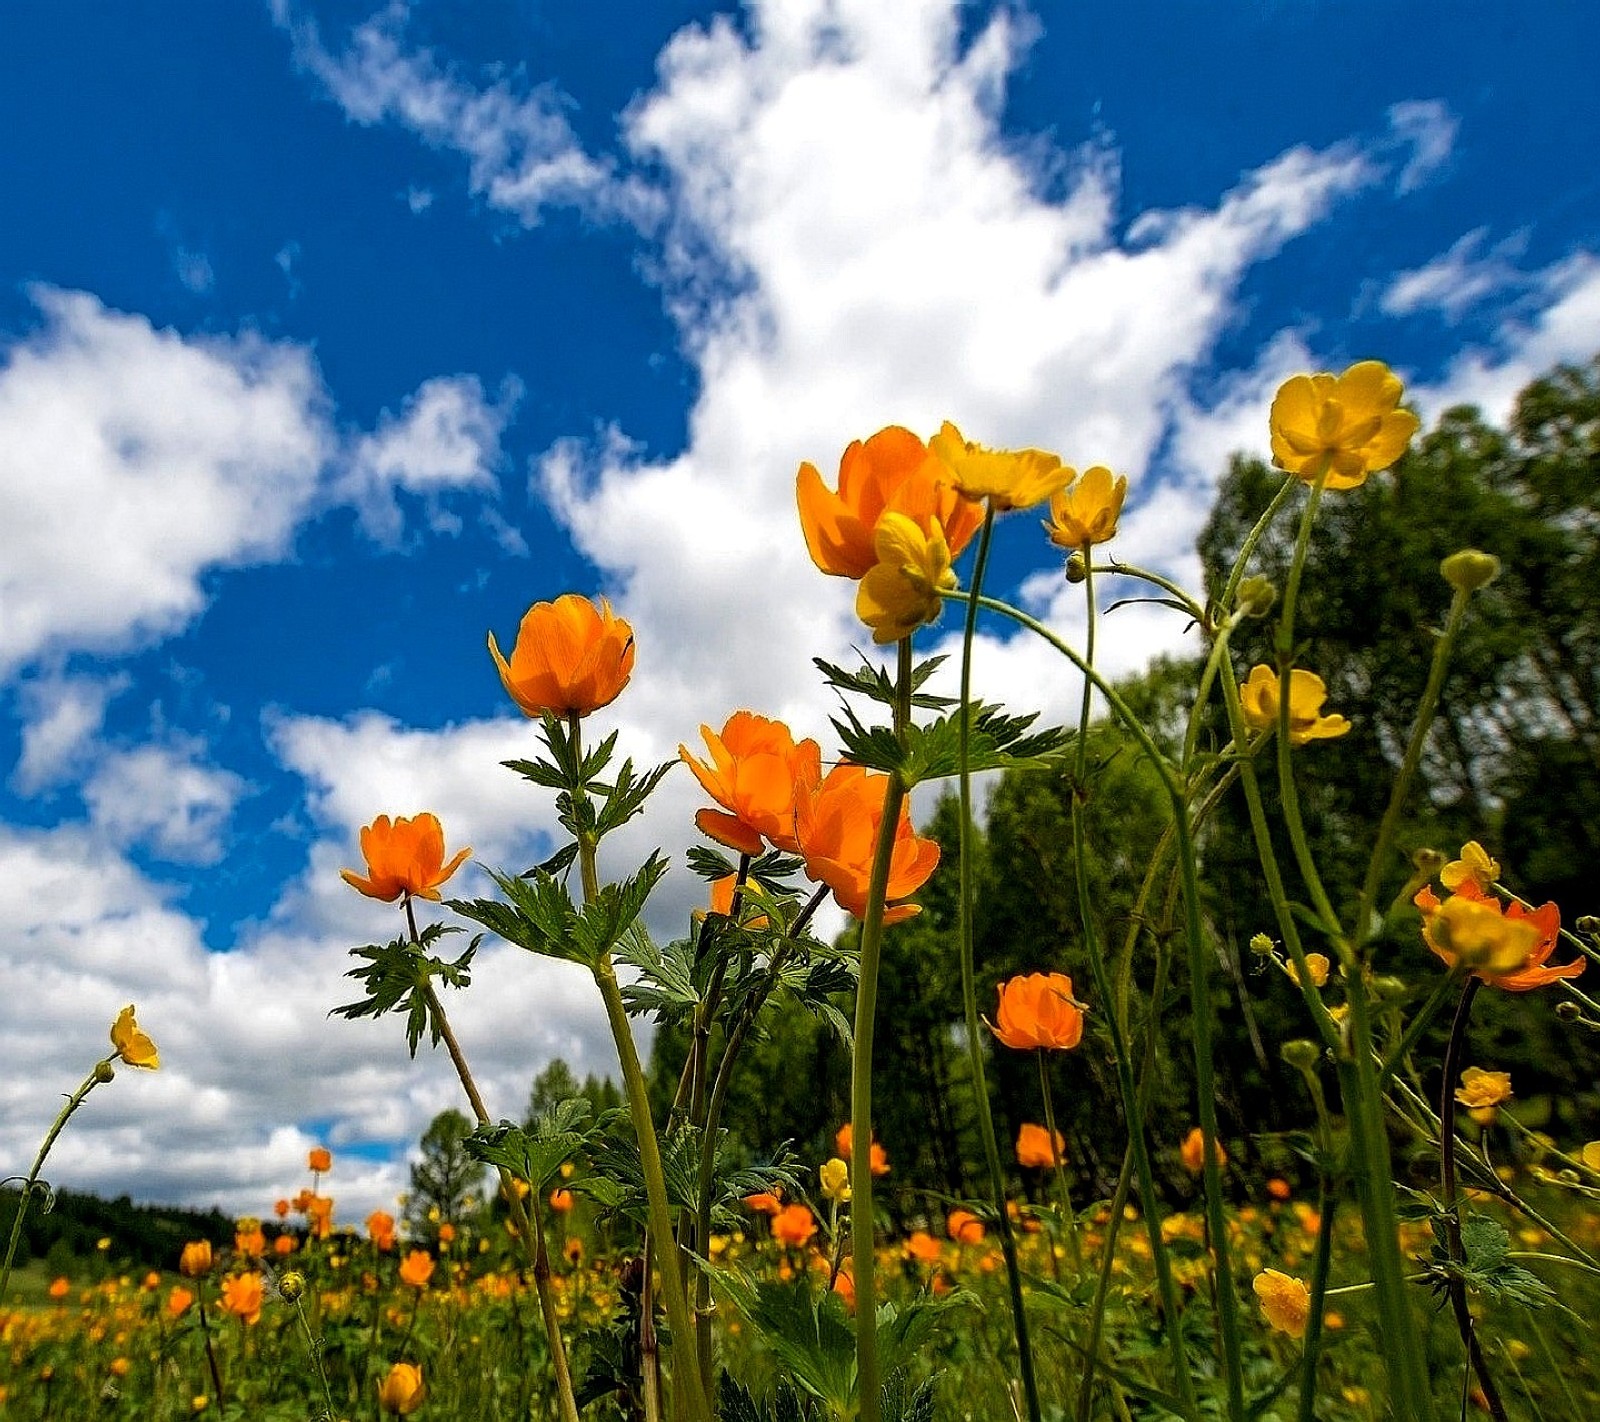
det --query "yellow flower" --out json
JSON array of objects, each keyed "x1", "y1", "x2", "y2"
[
  {"x1": 1253, "y1": 1268, "x2": 1311, "y2": 1338},
  {"x1": 1455, "y1": 1067, "x2": 1513, "y2": 1111},
  {"x1": 1043, "y1": 466, "x2": 1128, "y2": 548},
  {"x1": 1581, "y1": 1142, "x2": 1600, "y2": 1173},
  {"x1": 1284, "y1": 953, "x2": 1330, "y2": 989},
  {"x1": 819, "y1": 1158, "x2": 852, "y2": 1204},
  {"x1": 109, "y1": 1005, "x2": 159, "y2": 1070},
  {"x1": 1268, "y1": 360, "x2": 1419, "y2": 489},
  {"x1": 928, "y1": 421, "x2": 1073, "y2": 511},
  {"x1": 855, "y1": 513, "x2": 958, "y2": 644},
  {"x1": 377, "y1": 1362, "x2": 426, "y2": 1416},
  {"x1": 1422, "y1": 894, "x2": 1542, "y2": 977},
  {"x1": 1441, "y1": 841, "x2": 1499, "y2": 893},
  {"x1": 1239, "y1": 665, "x2": 1351, "y2": 746}
]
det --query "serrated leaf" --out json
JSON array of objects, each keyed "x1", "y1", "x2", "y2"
[
  {"x1": 330, "y1": 924, "x2": 476, "y2": 1057},
  {"x1": 465, "y1": 1101, "x2": 595, "y2": 1192}
]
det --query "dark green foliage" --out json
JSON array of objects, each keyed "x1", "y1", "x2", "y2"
[
  {"x1": 405, "y1": 1108, "x2": 487, "y2": 1238},
  {"x1": 331, "y1": 922, "x2": 476, "y2": 1056},
  {"x1": 0, "y1": 1186, "x2": 230, "y2": 1270}
]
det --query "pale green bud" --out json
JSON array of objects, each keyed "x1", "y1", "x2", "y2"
[{"x1": 1440, "y1": 549, "x2": 1500, "y2": 593}]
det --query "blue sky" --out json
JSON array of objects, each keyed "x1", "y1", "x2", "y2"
[{"x1": 2, "y1": 0, "x2": 1596, "y2": 1217}]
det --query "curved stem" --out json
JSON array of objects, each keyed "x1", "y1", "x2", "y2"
[
  {"x1": 1218, "y1": 472, "x2": 1300, "y2": 613},
  {"x1": 1439, "y1": 978, "x2": 1509, "y2": 1422},
  {"x1": 1, "y1": 1065, "x2": 105, "y2": 1306},
  {"x1": 955, "y1": 511, "x2": 1044, "y2": 1422}
]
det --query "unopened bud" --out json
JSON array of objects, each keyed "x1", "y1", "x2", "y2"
[
  {"x1": 1281, "y1": 1039, "x2": 1321, "y2": 1072},
  {"x1": 1558, "y1": 1169, "x2": 1580, "y2": 1187},
  {"x1": 1371, "y1": 975, "x2": 1408, "y2": 1004},
  {"x1": 1440, "y1": 549, "x2": 1500, "y2": 593},
  {"x1": 93, "y1": 1061, "x2": 116, "y2": 1084},
  {"x1": 278, "y1": 1271, "x2": 305, "y2": 1303},
  {"x1": 1575, "y1": 915, "x2": 1600, "y2": 937},
  {"x1": 1412, "y1": 847, "x2": 1445, "y2": 875},
  {"x1": 1236, "y1": 575, "x2": 1277, "y2": 618},
  {"x1": 1556, "y1": 1001, "x2": 1581, "y2": 1023},
  {"x1": 1249, "y1": 932, "x2": 1275, "y2": 958},
  {"x1": 1065, "y1": 552, "x2": 1088, "y2": 584}
]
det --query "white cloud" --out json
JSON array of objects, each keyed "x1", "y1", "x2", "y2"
[
  {"x1": 83, "y1": 737, "x2": 248, "y2": 865},
  {"x1": 0, "y1": 288, "x2": 332, "y2": 677},
  {"x1": 1388, "y1": 99, "x2": 1457, "y2": 194},
  {"x1": 274, "y1": 0, "x2": 660, "y2": 228},
  {"x1": 1413, "y1": 253, "x2": 1600, "y2": 424},
  {"x1": 10, "y1": 672, "x2": 128, "y2": 793},
  {"x1": 340, "y1": 374, "x2": 521, "y2": 544},
  {"x1": 1381, "y1": 227, "x2": 1528, "y2": 321}
]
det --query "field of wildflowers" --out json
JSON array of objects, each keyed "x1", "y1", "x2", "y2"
[{"x1": 5, "y1": 361, "x2": 1600, "y2": 1421}]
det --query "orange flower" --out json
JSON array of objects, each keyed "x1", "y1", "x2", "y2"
[
  {"x1": 905, "y1": 1230, "x2": 943, "y2": 1264},
  {"x1": 797, "y1": 425, "x2": 983, "y2": 579},
  {"x1": 398, "y1": 1250, "x2": 436, "y2": 1289},
  {"x1": 769, "y1": 1204, "x2": 818, "y2": 1249},
  {"x1": 991, "y1": 973, "x2": 1084, "y2": 1051},
  {"x1": 1414, "y1": 881, "x2": 1580, "y2": 992},
  {"x1": 167, "y1": 1286, "x2": 194, "y2": 1319},
  {"x1": 234, "y1": 1225, "x2": 265, "y2": 1258},
  {"x1": 1180, "y1": 1127, "x2": 1228, "y2": 1174},
  {"x1": 831, "y1": 1268, "x2": 856, "y2": 1309},
  {"x1": 1015, "y1": 1123, "x2": 1064, "y2": 1169},
  {"x1": 708, "y1": 874, "x2": 770, "y2": 927},
  {"x1": 437, "y1": 1222, "x2": 456, "y2": 1245},
  {"x1": 179, "y1": 1241, "x2": 213, "y2": 1278},
  {"x1": 219, "y1": 1273, "x2": 263, "y2": 1325},
  {"x1": 273, "y1": 1235, "x2": 296, "y2": 1257},
  {"x1": 1267, "y1": 1178, "x2": 1292, "y2": 1202},
  {"x1": 273, "y1": 1199, "x2": 290, "y2": 1219},
  {"x1": 377, "y1": 1361, "x2": 427, "y2": 1417},
  {"x1": 743, "y1": 1190, "x2": 784, "y2": 1216},
  {"x1": 834, "y1": 1124, "x2": 890, "y2": 1175},
  {"x1": 549, "y1": 1188, "x2": 575, "y2": 1213},
  {"x1": 305, "y1": 1196, "x2": 335, "y2": 1239},
  {"x1": 367, "y1": 1211, "x2": 397, "y2": 1252},
  {"x1": 340, "y1": 815, "x2": 471, "y2": 903},
  {"x1": 47, "y1": 1276, "x2": 70, "y2": 1300},
  {"x1": 680, "y1": 712, "x2": 821, "y2": 855},
  {"x1": 308, "y1": 1147, "x2": 332, "y2": 1173},
  {"x1": 795, "y1": 765, "x2": 939, "y2": 924},
  {"x1": 488, "y1": 593, "x2": 635, "y2": 718},
  {"x1": 946, "y1": 1209, "x2": 985, "y2": 1245}
]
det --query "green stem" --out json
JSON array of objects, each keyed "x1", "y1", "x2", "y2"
[
  {"x1": 292, "y1": 1296, "x2": 337, "y2": 1419},
  {"x1": 1219, "y1": 472, "x2": 1300, "y2": 613},
  {"x1": 955, "y1": 511, "x2": 1043, "y2": 1422},
  {"x1": 1354, "y1": 587, "x2": 1473, "y2": 944},
  {"x1": 1036, "y1": 1051, "x2": 1081, "y2": 1270},
  {"x1": 1, "y1": 1064, "x2": 107, "y2": 1306}
]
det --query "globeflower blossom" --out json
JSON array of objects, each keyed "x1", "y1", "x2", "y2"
[
  {"x1": 991, "y1": 973, "x2": 1085, "y2": 1051},
  {"x1": 398, "y1": 1250, "x2": 436, "y2": 1289},
  {"x1": 795, "y1": 765, "x2": 939, "y2": 924},
  {"x1": 1239, "y1": 666, "x2": 1351, "y2": 747},
  {"x1": 835, "y1": 1124, "x2": 890, "y2": 1176},
  {"x1": 308, "y1": 1147, "x2": 332, "y2": 1174},
  {"x1": 109, "y1": 1005, "x2": 159, "y2": 1070},
  {"x1": 1269, "y1": 360, "x2": 1419, "y2": 490},
  {"x1": 179, "y1": 1241, "x2": 213, "y2": 1278},
  {"x1": 1180, "y1": 1127, "x2": 1228, "y2": 1174},
  {"x1": 219, "y1": 1273, "x2": 263, "y2": 1325},
  {"x1": 367, "y1": 1210, "x2": 397, "y2": 1252},
  {"x1": 1441, "y1": 840, "x2": 1499, "y2": 892},
  {"x1": 1414, "y1": 881, "x2": 1580, "y2": 991},
  {"x1": 769, "y1": 1203, "x2": 818, "y2": 1248},
  {"x1": 819, "y1": 1158, "x2": 852, "y2": 1204},
  {"x1": 340, "y1": 814, "x2": 471, "y2": 903},
  {"x1": 1253, "y1": 1268, "x2": 1311, "y2": 1338},
  {"x1": 1015, "y1": 1123, "x2": 1064, "y2": 1169},
  {"x1": 680, "y1": 712, "x2": 820, "y2": 855},
  {"x1": 855, "y1": 513, "x2": 958, "y2": 644},
  {"x1": 946, "y1": 1208, "x2": 985, "y2": 1245},
  {"x1": 488, "y1": 593, "x2": 635, "y2": 718},
  {"x1": 928, "y1": 421, "x2": 1072, "y2": 511},
  {"x1": 1043, "y1": 465, "x2": 1128, "y2": 548},
  {"x1": 797, "y1": 425, "x2": 983, "y2": 579},
  {"x1": 378, "y1": 1362, "x2": 427, "y2": 1416}
]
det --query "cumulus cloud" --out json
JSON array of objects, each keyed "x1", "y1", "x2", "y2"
[
  {"x1": 340, "y1": 374, "x2": 522, "y2": 545},
  {"x1": 10, "y1": 672, "x2": 129, "y2": 793},
  {"x1": 0, "y1": 288, "x2": 332, "y2": 677},
  {"x1": 83, "y1": 737, "x2": 248, "y2": 865}
]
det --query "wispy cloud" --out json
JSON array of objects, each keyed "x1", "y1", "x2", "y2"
[{"x1": 1381, "y1": 227, "x2": 1529, "y2": 321}]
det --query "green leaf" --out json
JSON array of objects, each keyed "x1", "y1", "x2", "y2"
[
  {"x1": 813, "y1": 653, "x2": 953, "y2": 711},
  {"x1": 330, "y1": 923, "x2": 476, "y2": 1057},
  {"x1": 464, "y1": 1100, "x2": 595, "y2": 1192}
]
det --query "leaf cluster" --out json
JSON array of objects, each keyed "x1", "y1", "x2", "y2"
[{"x1": 330, "y1": 922, "x2": 476, "y2": 1057}]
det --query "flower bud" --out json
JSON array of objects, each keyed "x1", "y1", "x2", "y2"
[
  {"x1": 1575, "y1": 915, "x2": 1600, "y2": 937},
  {"x1": 1249, "y1": 932, "x2": 1275, "y2": 958},
  {"x1": 94, "y1": 1061, "x2": 116, "y2": 1084},
  {"x1": 1065, "y1": 552, "x2": 1088, "y2": 584},
  {"x1": 1236, "y1": 576, "x2": 1277, "y2": 618},
  {"x1": 1280, "y1": 1039, "x2": 1321, "y2": 1072},
  {"x1": 1412, "y1": 847, "x2": 1445, "y2": 874},
  {"x1": 278, "y1": 1271, "x2": 305, "y2": 1303},
  {"x1": 1371, "y1": 975, "x2": 1408, "y2": 1003},
  {"x1": 1557, "y1": 1169, "x2": 1580, "y2": 1187},
  {"x1": 1556, "y1": 1001, "x2": 1581, "y2": 1023},
  {"x1": 1440, "y1": 549, "x2": 1500, "y2": 593}
]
